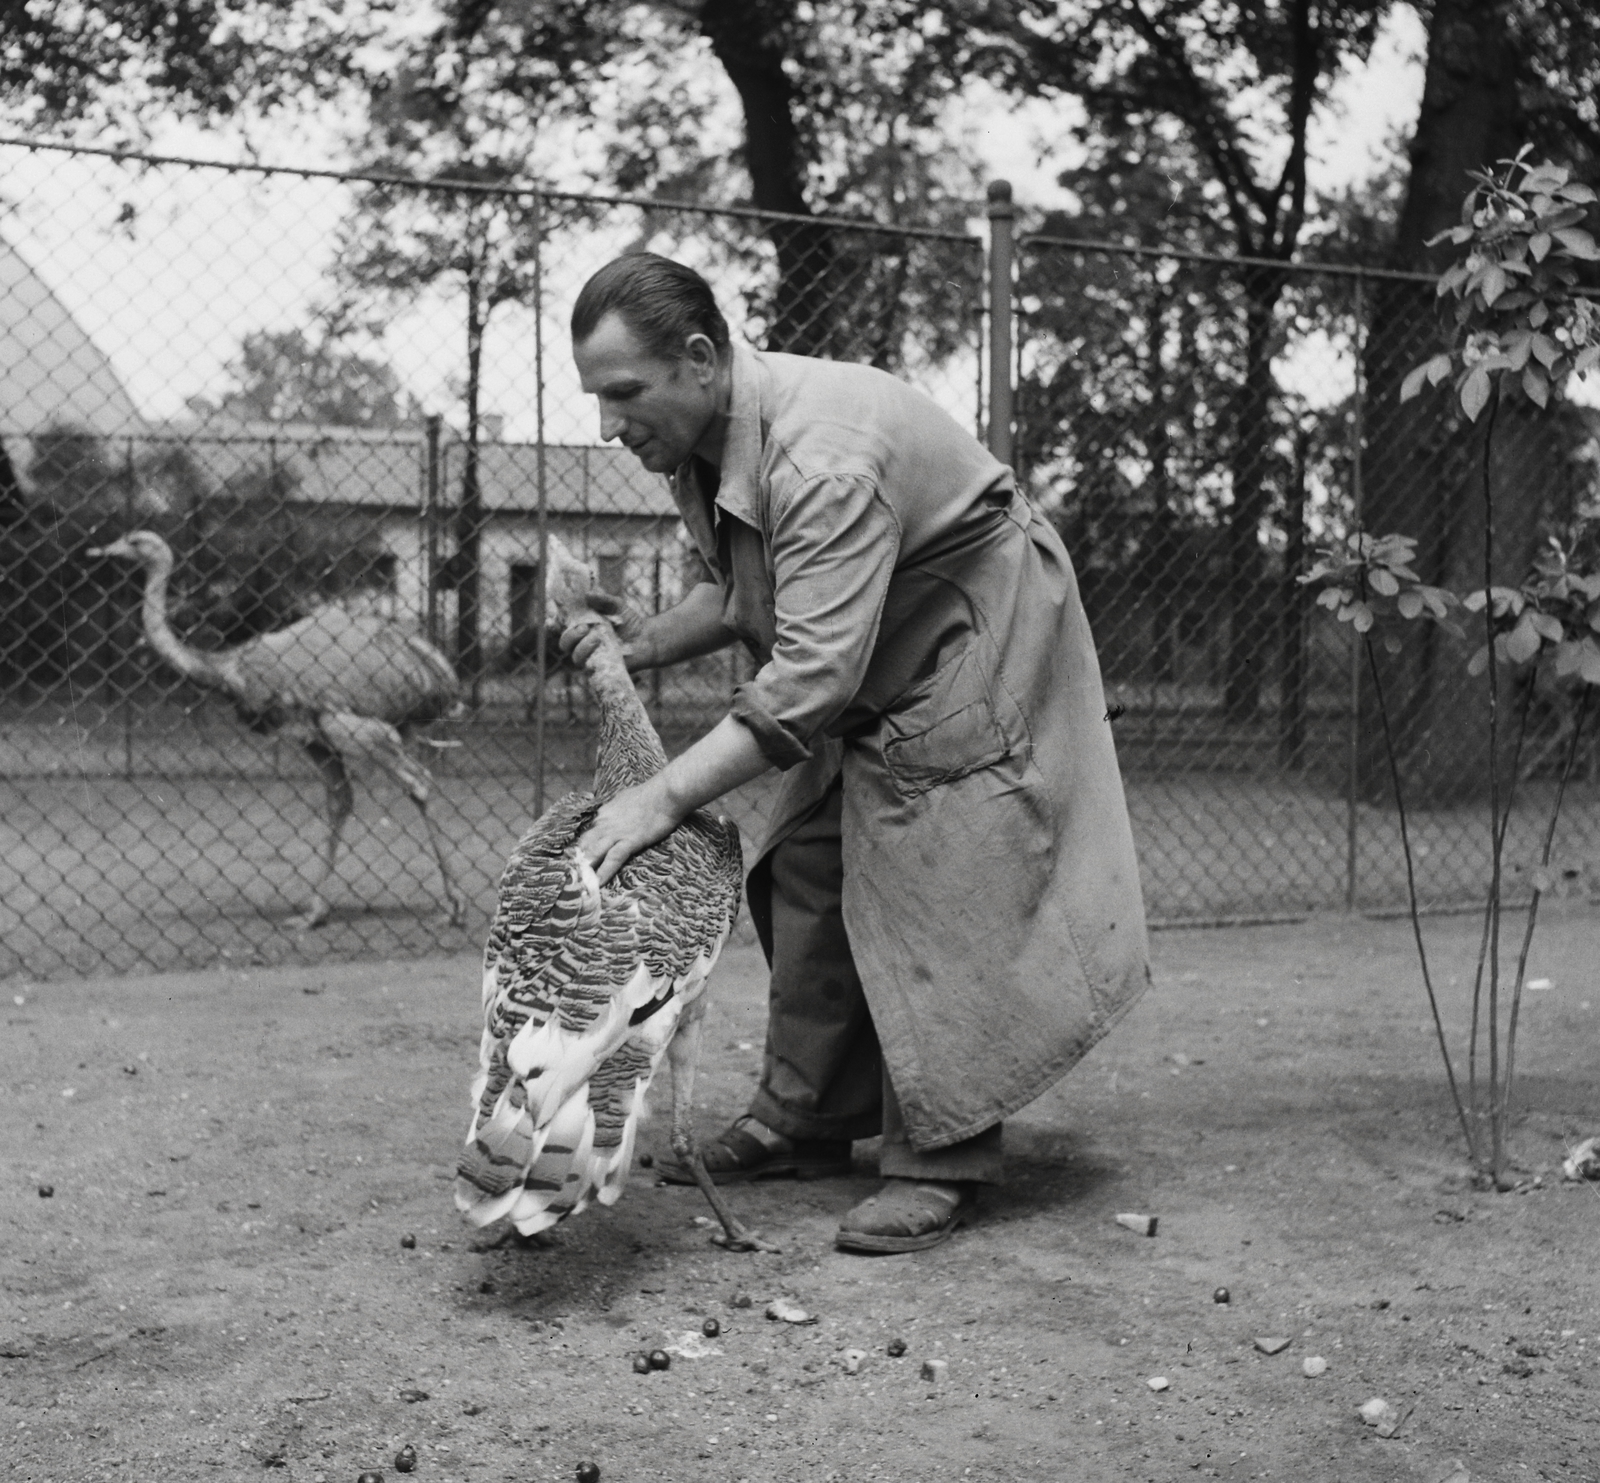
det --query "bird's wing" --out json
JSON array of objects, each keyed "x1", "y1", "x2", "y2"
[
  {"x1": 456, "y1": 802, "x2": 743, "y2": 1235},
  {"x1": 230, "y1": 609, "x2": 459, "y2": 723}
]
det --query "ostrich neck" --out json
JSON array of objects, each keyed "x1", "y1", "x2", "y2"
[
  {"x1": 138, "y1": 559, "x2": 228, "y2": 690},
  {"x1": 583, "y1": 625, "x2": 669, "y2": 801}
]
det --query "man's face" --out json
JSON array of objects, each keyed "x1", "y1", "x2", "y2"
[{"x1": 573, "y1": 312, "x2": 718, "y2": 473}]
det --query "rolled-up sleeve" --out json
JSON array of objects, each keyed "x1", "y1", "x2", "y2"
[{"x1": 730, "y1": 472, "x2": 900, "y2": 769}]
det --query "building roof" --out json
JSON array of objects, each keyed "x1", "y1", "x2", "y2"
[
  {"x1": 150, "y1": 419, "x2": 676, "y2": 518},
  {"x1": 0, "y1": 235, "x2": 143, "y2": 441}
]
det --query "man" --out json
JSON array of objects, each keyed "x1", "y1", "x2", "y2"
[{"x1": 564, "y1": 252, "x2": 1148, "y2": 1253}]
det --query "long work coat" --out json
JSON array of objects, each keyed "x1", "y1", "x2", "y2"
[{"x1": 670, "y1": 343, "x2": 1149, "y2": 1151}]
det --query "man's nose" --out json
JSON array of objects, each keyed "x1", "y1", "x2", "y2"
[{"x1": 597, "y1": 403, "x2": 626, "y2": 443}]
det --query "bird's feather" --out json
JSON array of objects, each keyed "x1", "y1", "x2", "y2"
[{"x1": 455, "y1": 787, "x2": 741, "y2": 1234}]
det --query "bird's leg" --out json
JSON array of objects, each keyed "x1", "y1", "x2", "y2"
[
  {"x1": 291, "y1": 742, "x2": 352, "y2": 931},
  {"x1": 666, "y1": 1002, "x2": 780, "y2": 1254},
  {"x1": 384, "y1": 733, "x2": 466, "y2": 928}
]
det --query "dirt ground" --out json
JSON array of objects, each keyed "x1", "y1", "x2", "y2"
[{"x1": 4, "y1": 908, "x2": 1599, "y2": 1483}]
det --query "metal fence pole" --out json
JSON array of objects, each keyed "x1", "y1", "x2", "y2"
[
  {"x1": 533, "y1": 191, "x2": 550, "y2": 819},
  {"x1": 1345, "y1": 271, "x2": 1367, "y2": 910},
  {"x1": 986, "y1": 180, "x2": 1016, "y2": 466},
  {"x1": 424, "y1": 414, "x2": 441, "y2": 647}
]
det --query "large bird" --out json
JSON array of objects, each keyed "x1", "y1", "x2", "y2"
[
  {"x1": 90, "y1": 530, "x2": 466, "y2": 930},
  {"x1": 454, "y1": 537, "x2": 771, "y2": 1252}
]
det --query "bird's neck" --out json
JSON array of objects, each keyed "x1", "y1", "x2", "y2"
[
  {"x1": 137, "y1": 557, "x2": 227, "y2": 690},
  {"x1": 581, "y1": 623, "x2": 669, "y2": 800}
]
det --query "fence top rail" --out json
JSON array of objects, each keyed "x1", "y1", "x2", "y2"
[
  {"x1": 0, "y1": 133, "x2": 983, "y2": 247},
  {"x1": 1020, "y1": 230, "x2": 1439, "y2": 286}
]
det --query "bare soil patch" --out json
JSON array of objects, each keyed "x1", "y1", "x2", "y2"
[{"x1": 4, "y1": 909, "x2": 1598, "y2": 1482}]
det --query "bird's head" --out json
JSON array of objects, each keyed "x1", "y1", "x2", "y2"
[
  {"x1": 542, "y1": 535, "x2": 602, "y2": 626},
  {"x1": 87, "y1": 530, "x2": 174, "y2": 571}
]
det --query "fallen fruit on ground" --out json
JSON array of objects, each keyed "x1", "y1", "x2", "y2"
[
  {"x1": 702, "y1": 1317, "x2": 720, "y2": 1338},
  {"x1": 1213, "y1": 1287, "x2": 1230, "y2": 1304},
  {"x1": 631, "y1": 1353, "x2": 651, "y2": 1374},
  {"x1": 886, "y1": 1338, "x2": 907, "y2": 1357},
  {"x1": 576, "y1": 1463, "x2": 601, "y2": 1483},
  {"x1": 393, "y1": 1442, "x2": 417, "y2": 1472},
  {"x1": 399, "y1": 1233, "x2": 416, "y2": 1249},
  {"x1": 647, "y1": 1349, "x2": 671, "y2": 1371}
]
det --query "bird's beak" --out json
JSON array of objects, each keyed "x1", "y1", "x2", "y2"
[{"x1": 87, "y1": 539, "x2": 130, "y2": 560}]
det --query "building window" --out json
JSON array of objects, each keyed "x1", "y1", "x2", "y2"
[{"x1": 509, "y1": 561, "x2": 541, "y2": 643}]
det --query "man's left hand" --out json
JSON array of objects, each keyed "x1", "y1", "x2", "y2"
[{"x1": 577, "y1": 777, "x2": 686, "y2": 886}]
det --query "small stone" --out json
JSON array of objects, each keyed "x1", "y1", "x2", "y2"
[
  {"x1": 765, "y1": 1299, "x2": 815, "y2": 1325},
  {"x1": 731, "y1": 1292, "x2": 753, "y2": 1309},
  {"x1": 638, "y1": 1153, "x2": 653, "y2": 1168},
  {"x1": 631, "y1": 1353, "x2": 651, "y2": 1374},
  {"x1": 1212, "y1": 1287, "x2": 1230, "y2": 1305},
  {"x1": 576, "y1": 1464, "x2": 601, "y2": 1483},
  {"x1": 702, "y1": 1318, "x2": 721, "y2": 1338},
  {"x1": 1147, "y1": 1376, "x2": 1170, "y2": 1392},
  {"x1": 393, "y1": 1443, "x2": 418, "y2": 1473},
  {"x1": 1253, "y1": 1336, "x2": 1291, "y2": 1355},
  {"x1": 399, "y1": 1233, "x2": 416, "y2": 1249},
  {"x1": 357, "y1": 1473, "x2": 385, "y2": 1483},
  {"x1": 398, "y1": 1388, "x2": 430, "y2": 1403},
  {"x1": 843, "y1": 1349, "x2": 867, "y2": 1375},
  {"x1": 37, "y1": 1185, "x2": 53, "y2": 1199},
  {"x1": 1114, "y1": 1212, "x2": 1158, "y2": 1236},
  {"x1": 1358, "y1": 1397, "x2": 1397, "y2": 1428},
  {"x1": 920, "y1": 1358, "x2": 948, "y2": 1384},
  {"x1": 886, "y1": 1337, "x2": 907, "y2": 1358},
  {"x1": 1302, "y1": 1356, "x2": 1327, "y2": 1378},
  {"x1": 647, "y1": 1349, "x2": 671, "y2": 1371}
]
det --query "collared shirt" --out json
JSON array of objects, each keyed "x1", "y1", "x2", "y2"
[{"x1": 668, "y1": 342, "x2": 1014, "y2": 769}]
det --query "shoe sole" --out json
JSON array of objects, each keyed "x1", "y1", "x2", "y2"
[
  {"x1": 833, "y1": 1206, "x2": 971, "y2": 1254},
  {"x1": 656, "y1": 1158, "x2": 853, "y2": 1187}
]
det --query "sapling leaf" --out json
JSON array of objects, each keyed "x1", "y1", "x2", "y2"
[
  {"x1": 1369, "y1": 568, "x2": 1400, "y2": 597},
  {"x1": 1460, "y1": 366, "x2": 1493, "y2": 420},
  {"x1": 1468, "y1": 645, "x2": 1490, "y2": 676},
  {"x1": 1553, "y1": 227, "x2": 1600, "y2": 260},
  {"x1": 1523, "y1": 367, "x2": 1550, "y2": 407},
  {"x1": 1529, "y1": 231, "x2": 1553, "y2": 261},
  {"x1": 1397, "y1": 590, "x2": 1424, "y2": 620},
  {"x1": 1383, "y1": 635, "x2": 1403, "y2": 654},
  {"x1": 1504, "y1": 614, "x2": 1542, "y2": 664},
  {"x1": 1558, "y1": 182, "x2": 1598, "y2": 204},
  {"x1": 1351, "y1": 603, "x2": 1375, "y2": 633},
  {"x1": 1400, "y1": 363, "x2": 1430, "y2": 401}
]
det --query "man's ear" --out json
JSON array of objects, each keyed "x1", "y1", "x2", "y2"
[{"x1": 684, "y1": 332, "x2": 720, "y2": 386}]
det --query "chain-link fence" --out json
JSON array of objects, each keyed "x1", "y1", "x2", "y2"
[
  {"x1": 1017, "y1": 233, "x2": 1600, "y2": 923},
  {"x1": 1, "y1": 137, "x2": 1596, "y2": 982},
  {"x1": 0, "y1": 137, "x2": 984, "y2": 979}
]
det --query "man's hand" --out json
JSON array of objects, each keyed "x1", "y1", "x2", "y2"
[
  {"x1": 577, "y1": 775, "x2": 686, "y2": 886},
  {"x1": 559, "y1": 592, "x2": 653, "y2": 671}
]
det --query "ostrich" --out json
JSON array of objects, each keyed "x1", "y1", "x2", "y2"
[
  {"x1": 455, "y1": 537, "x2": 772, "y2": 1252},
  {"x1": 90, "y1": 530, "x2": 466, "y2": 931}
]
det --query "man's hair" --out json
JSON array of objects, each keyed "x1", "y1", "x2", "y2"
[{"x1": 570, "y1": 253, "x2": 730, "y2": 361}]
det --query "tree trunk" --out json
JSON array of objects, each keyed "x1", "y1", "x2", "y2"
[
  {"x1": 698, "y1": 0, "x2": 835, "y2": 354},
  {"x1": 1223, "y1": 270, "x2": 1285, "y2": 722},
  {"x1": 1360, "y1": 0, "x2": 1558, "y2": 803}
]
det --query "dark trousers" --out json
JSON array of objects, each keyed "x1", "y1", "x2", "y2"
[{"x1": 746, "y1": 777, "x2": 1003, "y2": 1185}]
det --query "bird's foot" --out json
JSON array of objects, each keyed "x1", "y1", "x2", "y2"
[{"x1": 710, "y1": 1227, "x2": 782, "y2": 1255}]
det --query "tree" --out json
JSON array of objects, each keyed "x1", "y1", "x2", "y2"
[
  {"x1": 965, "y1": 0, "x2": 1389, "y2": 721},
  {"x1": 189, "y1": 327, "x2": 423, "y2": 429},
  {"x1": 1358, "y1": 0, "x2": 1600, "y2": 798},
  {"x1": 0, "y1": 0, "x2": 358, "y2": 136},
  {"x1": 331, "y1": 146, "x2": 541, "y2": 684}
]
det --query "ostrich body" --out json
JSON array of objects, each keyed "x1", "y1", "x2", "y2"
[
  {"x1": 91, "y1": 530, "x2": 466, "y2": 930},
  {"x1": 455, "y1": 538, "x2": 771, "y2": 1252}
]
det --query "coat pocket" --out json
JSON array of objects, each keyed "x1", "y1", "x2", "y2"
[{"x1": 880, "y1": 632, "x2": 1023, "y2": 797}]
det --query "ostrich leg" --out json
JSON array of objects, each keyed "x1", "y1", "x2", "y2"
[
  {"x1": 666, "y1": 999, "x2": 780, "y2": 1254},
  {"x1": 321, "y1": 711, "x2": 466, "y2": 927},
  {"x1": 293, "y1": 740, "x2": 353, "y2": 931}
]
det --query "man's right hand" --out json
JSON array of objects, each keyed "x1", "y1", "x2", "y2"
[{"x1": 559, "y1": 592, "x2": 654, "y2": 671}]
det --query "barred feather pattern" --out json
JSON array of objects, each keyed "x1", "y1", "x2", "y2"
[{"x1": 454, "y1": 619, "x2": 742, "y2": 1235}]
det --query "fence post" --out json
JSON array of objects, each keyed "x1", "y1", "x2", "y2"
[
  {"x1": 424, "y1": 413, "x2": 441, "y2": 648},
  {"x1": 986, "y1": 180, "x2": 1016, "y2": 466},
  {"x1": 1345, "y1": 271, "x2": 1367, "y2": 911}
]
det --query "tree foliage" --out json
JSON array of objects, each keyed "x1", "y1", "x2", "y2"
[{"x1": 190, "y1": 328, "x2": 423, "y2": 429}]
